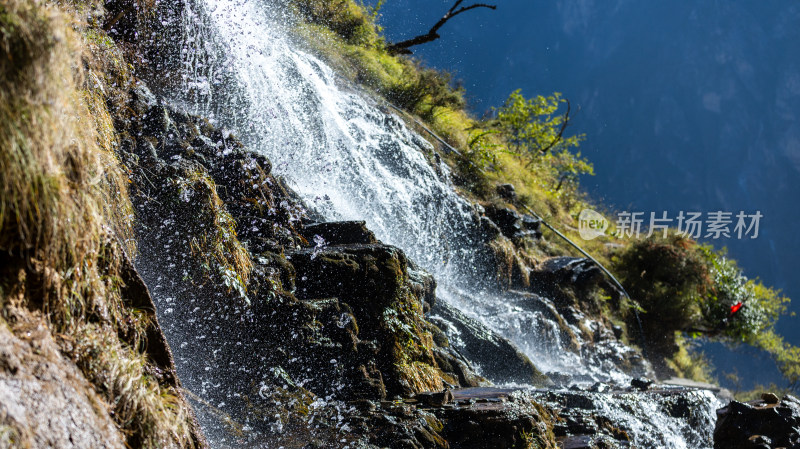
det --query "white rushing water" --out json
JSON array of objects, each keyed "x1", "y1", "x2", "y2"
[
  {"x1": 174, "y1": 0, "x2": 604, "y2": 379},
  {"x1": 165, "y1": 0, "x2": 720, "y2": 446}
]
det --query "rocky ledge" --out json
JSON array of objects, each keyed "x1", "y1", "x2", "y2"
[{"x1": 715, "y1": 394, "x2": 800, "y2": 449}]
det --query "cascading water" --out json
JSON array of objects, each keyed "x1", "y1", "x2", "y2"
[
  {"x1": 158, "y1": 0, "x2": 721, "y2": 446},
  {"x1": 174, "y1": 0, "x2": 608, "y2": 383}
]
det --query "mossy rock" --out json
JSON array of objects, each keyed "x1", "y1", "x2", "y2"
[{"x1": 288, "y1": 243, "x2": 449, "y2": 397}]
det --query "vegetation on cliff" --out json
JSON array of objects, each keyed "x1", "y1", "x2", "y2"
[
  {"x1": 0, "y1": 0, "x2": 202, "y2": 446},
  {"x1": 288, "y1": 0, "x2": 799, "y2": 391},
  {"x1": 0, "y1": 0, "x2": 794, "y2": 446}
]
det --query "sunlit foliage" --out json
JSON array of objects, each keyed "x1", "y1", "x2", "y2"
[{"x1": 614, "y1": 235, "x2": 799, "y2": 388}]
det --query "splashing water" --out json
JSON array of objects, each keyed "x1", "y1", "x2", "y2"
[{"x1": 154, "y1": 0, "x2": 722, "y2": 446}]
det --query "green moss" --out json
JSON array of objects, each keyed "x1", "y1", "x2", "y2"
[
  {"x1": 179, "y1": 170, "x2": 253, "y2": 302},
  {"x1": 290, "y1": 0, "x2": 380, "y2": 46}
]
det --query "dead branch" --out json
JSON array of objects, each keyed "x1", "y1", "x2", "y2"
[
  {"x1": 386, "y1": 1, "x2": 497, "y2": 55},
  {"x1": 539, "y1": 98, "x2": 571, "y2": 155}
]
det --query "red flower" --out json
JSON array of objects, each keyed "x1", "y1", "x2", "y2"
[{"x1": 730, "y1": 302, "x2": 743, "y2": 315}]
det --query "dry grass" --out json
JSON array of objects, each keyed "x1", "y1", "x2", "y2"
[
  {"x1": 70, "y1": 322, "x2": 195, "y2": 447},
  {"x1": 0, "y1": 0, "x2": 198, "y2": 446}
]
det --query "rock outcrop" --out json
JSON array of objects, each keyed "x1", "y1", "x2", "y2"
[
  {"x1": 0, "y1": 318, "x2": 124, "y2": 449},
  {"x1": 112, "y1": 79, "x2": 559, "y2": 446},
  {"x1": 715, "y1": 395, "x2": 800, "y2": 449},
  {"x1": 0, "y1": 1, "x2": 204, "y2": 447}
]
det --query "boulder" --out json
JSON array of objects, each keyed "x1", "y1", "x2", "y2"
[
  {"x1": 288, "y1": 243, "x2": 452, "y2": 396},
  {"x1": 496, "y1": 183, "x2": 518, "y2": 202},
  {"x1": 430, "y1": 300, "x2": 550, "y2": 386},
  {"x1": 485, "y1": 205, "x2": 521, "y2": 239},
  {"x1": 483, "y1": 204, "x2": 542, "y2": 241},
  {"x1": 300, "y1": 221, "x2": 378, "y2": 245},
  {"x1": 535, "y1": 257, "x2": 604, "y2": 290},
  {"x1": 714, "y1": 395, "x2": 800, "y2": 448}
]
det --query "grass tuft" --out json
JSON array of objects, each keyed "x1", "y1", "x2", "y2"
[{"x1": 0, "y1": 0, "x2": 199, "y2": 446}]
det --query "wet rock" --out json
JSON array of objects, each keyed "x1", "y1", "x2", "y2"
[
  {"x1": 589, "y1": 382, "x2": 611, "y2": 393},
  {"x1": 288, "y1": 243, "x2": 451, "y2": 396},
  {"x1": 430, "y1": 301, "x2": 550, "y2": 386},
  {"x1": 534, "y1": 257, "x2": 604, "y2": 292},
  {"x1": 520, "y1": 213, "x2": 543, "y2": 237},
  {"x1": 496, "y1": 183, "x2": 517, "y2": 202},
  {"x1": 714, "y1": 395, "x2": 800, "y2": 449},
  {"x1": 433, "y1": 388, "x2": 558, "y2": 449},
  {"x1": 762, "y1": 392, "x2": 780, "y2": 404},
  {"x1": 415, "y1": 389, "x2": 454, "y2": 407},
  {"x1": 560, "y1": 435, "x2": 594, "y2": 449},
  {"x1": 479, "y1": 215, "x2": 503, "y2": 241},
  {"x1": 432, "y1": 347, "x2": 484, "y2": 388},
  {"x1": 483, "y1": 204, "x2": 541, "y2": 241},
  {"x1": 300, "y1": 221, "x2": 378, "y2": 245},
  {"x1": 630, "y1": 377, "x2": 654, "y2": 391},
  {"x1": 484, "y1": 205, "x2": 521, "y2": 239},
  {"x1": 488, "y1": 237, "x2": 533, "y2": 290},
  {"x1": 560, "y1": 435, "x2": 626, "y2": 449},
  {"x1": 408, "y1": 260, "x2": 437, "y2": 314}
]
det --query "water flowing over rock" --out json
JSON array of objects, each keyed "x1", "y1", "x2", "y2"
[
  {"x1": 106, "y1": 0, "x2": 728, "y2": 446},
  {"x1": 111, "y1": 82, "x2": 560, "y2": 447}
]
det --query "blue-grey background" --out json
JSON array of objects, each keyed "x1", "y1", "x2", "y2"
[{"x1": 366, "y1": 0, "x2": 800, "y2": 388}]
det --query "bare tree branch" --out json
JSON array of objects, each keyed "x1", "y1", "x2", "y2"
[{"x1": 386, "y1": 1, "x2": 497, "y2": 55}]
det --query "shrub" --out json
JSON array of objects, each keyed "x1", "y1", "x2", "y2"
[
  {"x1": 614, "y1": 235, "x2": 708, "y2": 335},
  {"x1": 614, "y1": 234, "x2": 798, "y2": 387},
  {"x1": 385, "y1": 63, "x2": 465, "y2": 118}
]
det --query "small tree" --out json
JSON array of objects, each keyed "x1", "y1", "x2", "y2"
[
  {"x1": 495, "y1": 90, "x2": 581, "y2": 161},
  {"x1": 614, "y1": 235, "x2": 800, "y2": 388},
  {"x1": 494, "y1": 89, "x2": 591, "y2": 192}
]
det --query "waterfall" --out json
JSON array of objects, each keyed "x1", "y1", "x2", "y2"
[
  {"x1": 173, "y1": 0, "x2": 604, "y2": 379},
  {"x1": 154, "y1": 0, "x2": 721, "y2": 446}
]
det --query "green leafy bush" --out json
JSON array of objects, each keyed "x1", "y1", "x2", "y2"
[
  {"x1": 614, "y1": 234, "x2": 799, "y2": 387},
  {"x1": 385, "y1": 64, "x2": 465, "y2": 118},
  {"x1": 492, "y1": 90, "x2": 591, "y2": 195}
]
